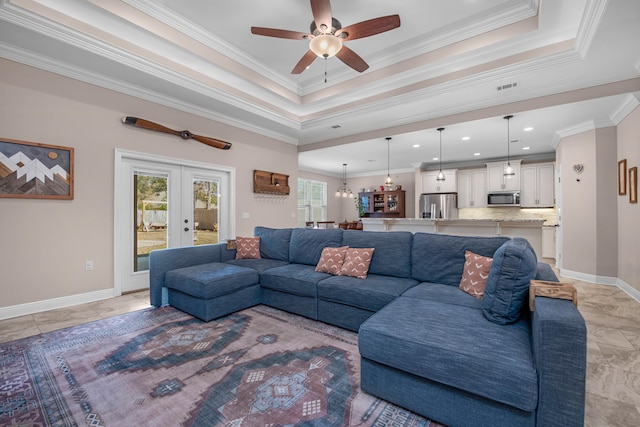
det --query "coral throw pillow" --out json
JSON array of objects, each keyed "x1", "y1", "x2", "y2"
[
  {"x1": 235, "y1": 236, "x2": 261, "y2": 259},
  {"x1": 315, "y1": 246, "x2": 349, "y2": 275},
  {"x1": 339, "y1": 248, "x2": 375, "y2": 279},
  {"x1": 459, "y1": 250, "x2": 493, "y2": 299}
]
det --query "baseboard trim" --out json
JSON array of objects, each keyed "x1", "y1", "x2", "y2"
[
  {"x1": 0, "y1": 289, "x2": 118, "y2": 321},
  {"x1": 559, "y1": 269, "x2": 640, "y2": 303}
]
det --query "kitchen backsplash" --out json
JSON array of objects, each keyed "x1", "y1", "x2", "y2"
[{"x1": 459, "y1": 207, "x2": 557, "y2": 225}]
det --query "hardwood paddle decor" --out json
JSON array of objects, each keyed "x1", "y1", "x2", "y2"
[
  {"x1": 251, "y1": 0, "x2": 400, "y2": 74},
  {"x1": 122, "y1": 116, "x2": 232, "y2": 150}
]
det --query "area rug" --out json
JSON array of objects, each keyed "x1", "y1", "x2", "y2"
[{"x1": 0, "y1": 305, "x2": 444, "y2": 426}]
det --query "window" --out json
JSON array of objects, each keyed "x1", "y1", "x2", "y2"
[{"x1": 297, "y1": 178, "x2": 327, "y2": 227}]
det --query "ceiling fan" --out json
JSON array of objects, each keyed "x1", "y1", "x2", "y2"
[{"x1": 251, "y1": 0, "x2": 400, "y2": 74}]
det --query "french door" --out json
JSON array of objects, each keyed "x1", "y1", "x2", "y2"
[{"x1": 114, "y1": 150, "x2": 235, "y2": 293}]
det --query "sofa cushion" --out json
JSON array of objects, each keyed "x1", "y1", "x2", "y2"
[
  {"x1": 318, "y1": 274, "x2": 419, "y2": 312},
  {"x1": 260, "y1": 263, "x2": 330, "y2": 297},
  {"x1": 315, "y1": 246, "x2": 349, "y2": 275},
  {"x1": 289, "y1": 228, "x2": 344, "y2": 266},
  {"x1": 459, "y1": 250, "x2": 493, "y2": 299},
  {"x1": 403, "y1": 282, "x2": 482, "y2": 310},
  {"x1": 359, "y1": 296, "x2": 538, "y2": 412},
  {"x1": 339, "y1": 247, "x2": 375, "y2": 279},
  {"x1": 482, "y1": 238, "x2": 538, "y2": 325},
  {"x1": 225, "y1": 258, "x2": 289, "y2": 273},
  {"x1": 165, "y1": 262, "x2": 259, "y2": 299},
  {"x1": 411, "y1": 233, "x2": 509, "y2": 285},
  {"x1": 342, "y1": 230, "x2": 413, "y2": 278},
  {"x1": 254, "y1": 226, "x2": 292, "y2": 261},
  {"x1": 235, "y1": 236, "x2": 261, "y2": 259}
]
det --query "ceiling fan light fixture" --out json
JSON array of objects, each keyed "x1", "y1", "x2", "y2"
[{"x1": 309, "y1": 35, "x2": 342, "y2": 58}]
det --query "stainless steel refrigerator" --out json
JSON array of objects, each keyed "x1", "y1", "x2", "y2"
[{"x1": 419, "y1": 193, "x2": 459, "y2": 219}]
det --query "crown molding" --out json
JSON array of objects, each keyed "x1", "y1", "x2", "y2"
[
  {"x1": 123, "y1": 0, "x2": 299, "y2": 95},
  {"x1": 575, "y1": 0, "x2": 609, "y2": 58},
  {"x1": 610, "y1": 92, "x2": 640, "y2": 124},
  {"x1": 0, "y1": 41, "x2": 301, "y2": 145}
]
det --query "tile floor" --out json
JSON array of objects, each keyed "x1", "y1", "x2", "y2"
[{"x1": 1, "y1": 277, "x2": 639, "y2": 426}]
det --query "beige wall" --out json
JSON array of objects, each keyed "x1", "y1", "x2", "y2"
[
  {"x1": 617, "y1": 106, "x2": 640, "y2": 292},
  {"x1": 0, "y1": 59, "x2": 298, "y2": 309},
  {"x1": 556, "y1": 124, "x2": 634, "y2": 287}
]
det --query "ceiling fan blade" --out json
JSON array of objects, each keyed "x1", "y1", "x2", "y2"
[
  {"x1": 191, "y1": 134, "x2": 232, "y2": 150},
  {"x1": 122, "y1": 117, "x2": 232, "y2": 150},
  {"x1": 310, "y1": 0, "x2": 332, "y2": 33},
  {"x1": 336, "y1": 45, "x2": 369, "y2": 72},
  {"x1": 336, "y1": 15, "x2": 401, "y2": 41},
  {"x1": 251, "y1": 27, "x2": 309, "y2": 40},
  {"x1": 291, "y1": 50, "x2": 318, "y2": 74}
]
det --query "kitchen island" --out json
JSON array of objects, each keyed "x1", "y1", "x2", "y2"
[{"x1": 361, "y1": 218, "x2": 547, "y2": 259}]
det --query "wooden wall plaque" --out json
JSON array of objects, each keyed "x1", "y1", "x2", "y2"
[{"x1": 253, "y1": 170, "x2": 290, "y2": 195}]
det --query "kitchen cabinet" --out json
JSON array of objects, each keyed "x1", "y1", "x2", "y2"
[
  {"x1": 421, "y1": 169, "x2": 457, "y2": 193},
  {"x1": 521, "y1": 163, "x2": 555, "y2": 207},
  {"x1": 358, "y1": 190, "x2": 405, "y2": 218},
  {"x1": 457, "y1": 168, "x2": 487, "y2": 208},
  {"x1": 486, "y1": 160, "x2": 521, "y2": 192}
]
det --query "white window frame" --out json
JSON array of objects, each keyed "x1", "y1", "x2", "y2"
[{"x1": 297, "y1": 178, "x2": 327, "y2": 226}]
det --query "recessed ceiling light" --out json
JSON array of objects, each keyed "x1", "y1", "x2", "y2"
[
  {"x1": 413, "y1": 144, "x2": 420, "y2": 148},
  {"x1": 523, "y1": 127, "x2": 534, "y2": 132},
  {"x1": 433, "y1": 157, "x2": 439, "y2": 161},
  {"x1": 462, "y1": 136, "x2": 471, "y2": 141},
  {"x1": 522, "y1": 146, "x2": 531, "y2": 150},
  {"x1": 474, "y1": 152, "x2": 481, "y2": 156}
]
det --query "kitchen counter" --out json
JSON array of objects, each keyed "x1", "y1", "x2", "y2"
[{"x1": 361, "y1": 218, "x2": 546, "y2": 257}]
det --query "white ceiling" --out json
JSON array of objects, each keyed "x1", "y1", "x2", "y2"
[{"x1": 0, "y1": 0, "x2": 639, "y2": 177}]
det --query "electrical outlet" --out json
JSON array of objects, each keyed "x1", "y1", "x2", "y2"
[{"x1": 85, "y1": 260, "x2": 94, "y2": 271}]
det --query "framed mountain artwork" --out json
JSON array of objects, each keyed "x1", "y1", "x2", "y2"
[{"x1": 0, "y1": 138, "x2": 74, "y2": 200}]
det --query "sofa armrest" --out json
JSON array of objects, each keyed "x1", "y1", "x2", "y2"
[
  {"x1": 534, "y1": 262, "x2": 558, "y2": 281},
  {"x1": 148, "y1": 243, "x2": 234, "y2": 307},
  {"x1": 531, "y1": 297, "x2": 586, "y2": 427}
]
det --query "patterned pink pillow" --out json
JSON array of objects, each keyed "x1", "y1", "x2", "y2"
[
  {"x1": 235, "y1": 236, "x2": 261, "y2": 259},
  {"x1": 315, "y1": 246, "x2": 349, "y2": 275},
  {"x1": 339, "y1": 248, "x2": 375, "y2": 279},
  {"x1": 459, "y1": 250, "x2": 493, "y2": 299}
]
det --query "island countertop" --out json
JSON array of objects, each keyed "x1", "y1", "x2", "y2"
[{"x1": 360, "y1": 217, "x2": 546, "y2": 256}]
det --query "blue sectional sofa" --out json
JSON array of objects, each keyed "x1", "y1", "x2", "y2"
[{"x1": 149, "y1": 226, "x2": 586, "y2": 427}]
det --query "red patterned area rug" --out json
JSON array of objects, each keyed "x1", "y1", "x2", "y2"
[{"x1": 0, "y1": 305, "x2": 445, "y2": 426}]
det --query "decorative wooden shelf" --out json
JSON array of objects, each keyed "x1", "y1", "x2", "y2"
[{"x1": 253, "y1": 170, "x2": 290, "y2": 195}]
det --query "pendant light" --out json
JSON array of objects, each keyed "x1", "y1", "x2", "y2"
[
  {"x1": 436, "y1": 127, "x2": 445, "y2": 181},
  {"x1": 384, "y1": 137, "x2": 394, "y2": 189},
  {"x1": 503, "y1": 115, "x2": 515, "y2": 178},
  {"x1": 335, "y1": 163, "x2": 353, "y2": 198}
]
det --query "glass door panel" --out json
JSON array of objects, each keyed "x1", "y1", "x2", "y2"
[
  {"x1": 133, "y1": 172, "x2": 168, "y2": 272},
  {"x1": 192, "y1": 176, "x2": 219, "y2": 246}
]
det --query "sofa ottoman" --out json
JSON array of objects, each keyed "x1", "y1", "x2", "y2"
[{"x1": 164, "y1": 262, "x2": 260, "y2": 321}]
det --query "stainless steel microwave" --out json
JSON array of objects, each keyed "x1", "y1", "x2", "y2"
[{"x1": 487, "y1": 191, "x2": 520, "y2": 206}]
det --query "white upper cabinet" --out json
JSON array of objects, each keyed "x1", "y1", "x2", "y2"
[
  {"x1": 421, "y1": 169, "x2": 457, "y2": 193},
  {"x1": 458, "y1": 168, "x2": 487, "y2": 208},
  {"x1": 486, "y1": 160, "x2": 521, "y2": 192},
  {"x1": 521, "y1": 163, "x2": 555, "y2": 207}
]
